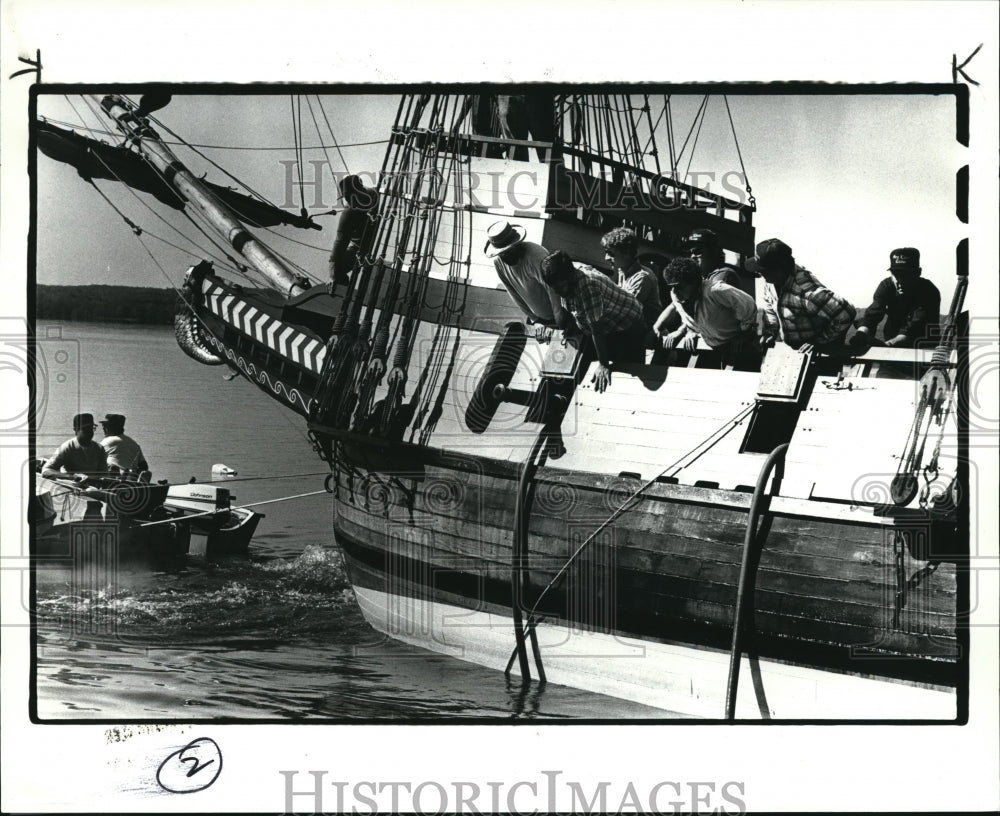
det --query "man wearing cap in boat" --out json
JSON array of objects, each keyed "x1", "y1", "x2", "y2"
[
  {"x1": 746, "y1": 238, "x2": 856, "y2": 353},
  {"x1": 328, "y1": 173, "x2": 379, "y2": 287},
  {"x1": 850, "y1": 247, "x2": 941, "y2": 350},
  {"x1": 99, "y1": 413, "x2": 150, "y2": 478},
  {"x1": 655, "y1": 257, "x2": 760, "y2": 369},
  {"x1": 41, "y1": 413, "x2": 109, "y2": 483},
  {"x1": 485, "y1": 220, "x2": 572, "y2": 341},
  {"x1": 541, "y1": 249, "x2": 645, "y2": 393},
  {"x1": 600, "y1": 227, "x2": 663, "y2": 332}
]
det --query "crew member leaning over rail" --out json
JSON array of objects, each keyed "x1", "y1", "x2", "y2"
[
  {"x1": 849, "y1": 247, "x2": 941, "y2": 351},
  {"x1": 654, "y1": 257, "x2": 761, "y2": 371},
  {"x1": 746, "y1": 238, "x2": 856, "y2": 354},
  {"x1": 541, "y1": 249, "x2": 645, "y2": 394},
  {"x1": 485, "y1": 220, "x2": 573, "y2": 342}
]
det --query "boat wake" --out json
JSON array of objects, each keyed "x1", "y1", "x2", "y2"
[{"x1": 35, "y1": 544, "x2": 357, "y2": 643}]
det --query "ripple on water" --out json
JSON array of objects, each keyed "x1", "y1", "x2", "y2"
[{"x1": 35, "y1": 545, "x2": 357, "y2": 641}]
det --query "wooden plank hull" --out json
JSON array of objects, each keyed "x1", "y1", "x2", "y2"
[{"x1": 331, "y1": 455, "x2": 958, "y2": 717}]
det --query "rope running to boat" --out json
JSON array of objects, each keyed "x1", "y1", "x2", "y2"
[
  {"x1": 137, "y1": 488, "x2": 331, "y2": 528},
  {"x1": 723, "y1": 95, "x2": 756, "y2": 211}
]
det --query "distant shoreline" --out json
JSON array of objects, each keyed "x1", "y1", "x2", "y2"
[{"x1": 35, "y1": 284, "x2": 177, "y2": 325}]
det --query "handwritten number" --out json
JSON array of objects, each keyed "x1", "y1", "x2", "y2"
[
  {"x1": 178, "y1": 750, "x2": 215, "y2": 777},
  {"x1": 156, "y1": 737, "x2": 223, "y2": 793}
]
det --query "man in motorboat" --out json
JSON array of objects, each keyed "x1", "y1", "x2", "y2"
[
  {"x1": 746, "y1": 238, "x2": 856, "y2": 354},
  {"x1": 41, "y1": 412, "x2": 108, "y2": 484},
  {"x1": 485, "y1": 220, "x2": 573, "y2": 342},
  {"x1": 654, "y1": 257, "x2": 760, "y2": 369},
  {"x1": 541, "y1": 249, "x2": 646, "y2": 393},
  {"x1": 600, "y1": 226, "x2": 663, "y2": 334},
  {"x1": 849, "y1": 247, "x2": 941, "y2": 351},
  {"x1": 99, "y1": 413, "x2": 150, "y2": 480}
]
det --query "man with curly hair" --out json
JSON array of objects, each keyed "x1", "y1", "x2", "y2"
[
  {"x1": 600, "y1": 226, "x2": 662, "y2": 331},
  {"x1": 655, "y1": 257, "x2": 760, "y2": 369}
]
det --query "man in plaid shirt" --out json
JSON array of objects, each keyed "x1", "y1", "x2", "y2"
[
  {"x1": 745, "y1": 238, "x2": 856, "y2": 352},
  {"x1": 541, "y1": 250, "x2": 645, "y2": 392}
]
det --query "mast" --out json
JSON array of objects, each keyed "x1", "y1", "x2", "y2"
[{"x1": 100, "y1": 94, "x2": 310, "y2": 297}]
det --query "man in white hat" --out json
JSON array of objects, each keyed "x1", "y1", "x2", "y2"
[{"x1": 484, "y1": 220, "x2": 571, "y2": 340}]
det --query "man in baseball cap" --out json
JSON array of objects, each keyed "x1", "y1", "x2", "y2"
[
  {"x1": 746, "y1": 238, "x2": 856, "y2": 353},
  {"x1": 41, "y1": 412, "x2": 108, "y2": 483},
  {"x1": 685, "y1": 229, "x2": 746, "y2": 290},
  {"x1": 851, "y1": 247, "x2": 941, "y2": 349},
  {"x1": 99, "y1": 413, "x2": 150, "y2": 477}
]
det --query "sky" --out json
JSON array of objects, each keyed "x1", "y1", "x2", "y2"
[{"x1": 35, "y1": 90, "x2": 965, "y2": 309}]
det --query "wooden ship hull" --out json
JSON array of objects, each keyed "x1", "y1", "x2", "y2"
[{"x1": 44, "y1": 92, "x2": 966, "y2": 718}]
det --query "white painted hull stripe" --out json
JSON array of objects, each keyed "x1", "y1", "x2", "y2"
[
  {"x1": 199, "y1": 282, "x2": 323, "y2": 373},
  {"x1": 350, "y1": 585, "x2": 956, "y2": 720}
]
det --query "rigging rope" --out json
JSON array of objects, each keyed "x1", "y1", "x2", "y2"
[
  {"x1": 675, "y1": 95, "x2": 708, "y2": 173},
  {"x1": 311, "y1": 95, "x2": 350, "y2": 175},
  {"x1": 291, "y1": 95, "x2": 308, "y2": 218},
  {"x1": 664, "y1": 95, "x2": 678, "y2": 179},
  {"x1": 683, "y1": 95, "x2": 710, "y2": 185},
  {"x1": 40, "y1": 114, "x2": 389, "y2": 152},
  {"x1": 723, "y1": 95, "x2": 756, "y2": 211}
]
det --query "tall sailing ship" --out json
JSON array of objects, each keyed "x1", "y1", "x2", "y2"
[{"x1": 36, "y1": 90, "x2": 967, "y2": 719}]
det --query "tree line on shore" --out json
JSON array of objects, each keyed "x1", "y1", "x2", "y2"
[{"x1": 35, "y1": 285, "x2": 180, "y2": 324}]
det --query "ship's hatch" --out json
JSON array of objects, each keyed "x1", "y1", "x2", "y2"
[
  {"x1": 741, "y1": 401, "x2": 802, "y2": 454},
  {"x1": 740, "y1": 345, "x2": 811, "y2": 454}
]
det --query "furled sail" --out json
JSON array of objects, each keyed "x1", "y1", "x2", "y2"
[{"x1": 37, "y1": 121, "x2": 320, "y2": 231}]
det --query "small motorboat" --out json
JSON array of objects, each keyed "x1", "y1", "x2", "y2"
[{"x1": 32, "y1": 468, "x2": 263, "y2": 562}]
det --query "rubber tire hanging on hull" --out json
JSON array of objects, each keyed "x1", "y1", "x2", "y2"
[{"x1": 465, "y1": 321, "x2": 527, "y2": 434}]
